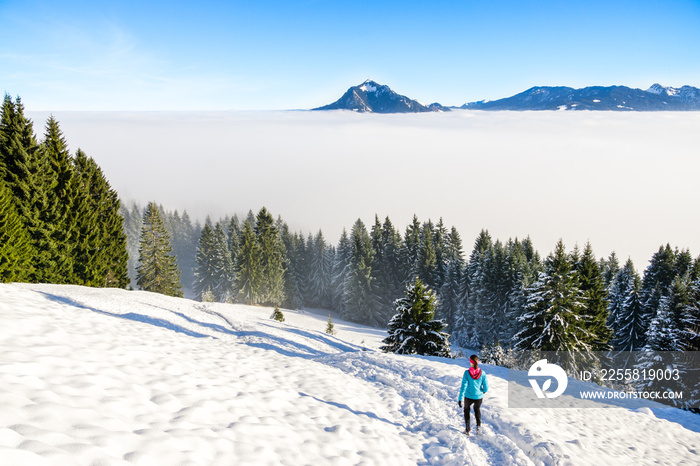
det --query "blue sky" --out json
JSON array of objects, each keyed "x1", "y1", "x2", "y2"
[{"x1": 2, "y1": 0, "x2": 700, "y2": 110}]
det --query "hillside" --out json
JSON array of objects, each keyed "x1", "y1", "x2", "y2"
[{"x1": 1, "y1": 283, "x2": 699, "y2": 465}]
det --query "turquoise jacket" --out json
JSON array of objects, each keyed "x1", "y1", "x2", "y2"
[{"x1": 458, "y1": 369, "x2": 488, "y2": 400}]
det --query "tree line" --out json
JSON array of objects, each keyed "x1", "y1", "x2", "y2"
[
  {"x1": 122, "y1": 202, "x2": 700, "y2": 356},
  {"x1": 0, "y1": 95, "x2": 128, "y2": 286}
]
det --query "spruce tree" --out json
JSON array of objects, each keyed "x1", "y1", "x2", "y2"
[
  {"x1": 235, "y1": 219, "x2": 263, "y2": 304},
  {"x1": 438, "y1": 226, "x2": 464, "y2": 330},
  {"x1": 342, "y1": 219, "x2": 382, "y2": 326},
  {"x1": 608, "y1": 259, "x2": 646, "y2": 351},
  {"x1": 381, "y1": 277, "x2": 451, "y2": 357},
  {"x1": 255, "y1": 207, "x2": 286, "y2": 306},
  {"x1": 640, "y1": 244, "x2": 677, "y2": 337},
  {"x1": 72, "y1": 150, "x2": 128, "y2": 287},
  {"x1": 271, "y1": 306, "x2": 285, "y2": 322},
  {"x1": 308, "y1": 230, "x2": 333, "y2": 309},
  {"x1": 514, "y1": 240, "x2": 591, "y2": 353},
  {"x1": 682, "y1": 278, "x2": 700, "y2": 351},
  {"x1": 416, "y1": 222, "x2": 438, "y2": 290},
  {"x1": 574, "y1": 242, "x2": 612, "y2": 350},
  {"x1": 0, "y1": 179, "x2": 34, "y2": 282},
  {"x1": 330, "y1": 229, "x2": 352, "y2": 312},
  {"x1": 402, "y1": 215, "x2": 422, "y2": 281},
  {"x1": 326, "y1": 313, "x2": 336, "y2": 335},
  {"x1": 0, "y1": 95, "x2": 44, "y2": 281},
  {"x1": 280, "y1": 226, "x2": 305, "y2": 309},
  {"x1": 194, "y1": 224, "x2": 221, "y2": 300},
  {"x1": 645, "y1": 274, "x2": 692, "y2": 351},
  {"x1": 136, "y1": 202, "x2": 182, "y2": 297},
  {"x1": 39, "y1": 116, "x2": 75, "y2": 283},
  {"x1": 454, "y1": 230, "x2": 493, "y2": 348}
]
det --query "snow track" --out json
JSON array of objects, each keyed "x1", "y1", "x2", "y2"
[{"x1": 317, "y1": 352, "x2": 532, "y2": 465}]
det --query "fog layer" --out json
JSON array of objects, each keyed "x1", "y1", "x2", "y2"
[{"x1": 29, "y1": 109, "x2": 700, "y2": 267}]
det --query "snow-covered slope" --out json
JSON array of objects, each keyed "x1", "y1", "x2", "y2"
[{"x1": 1, "y1": 283, "x2": 699, "y2": 465}]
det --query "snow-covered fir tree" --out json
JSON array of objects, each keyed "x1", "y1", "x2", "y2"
[
  {"x1": 254, "y1": 207, "x2": 286, "y2": 306},
  {"x1": 453, "y1": 230, "x2": 493, "y2": 349},
  {"x1": 608, "y1": 259, "x2": 646, "y2": 351},
  {"x1": 280, "y1": 226, "x2": 305, "y2": 309},
  {"x1": 513, "y1": 240, "x2": 590, "y2": 353},
  {"x1": 381, "y1": 277, "x2": 451, "y2": 357},
  {"x1": 342, "y1": 219, "x2": 383, "y2": 326},
  {"x1": 234, "y1": 219, "x2": 262, "y2": 304},
  {"x1": 573, "y1": 242, "x2": 612, "y2": 351},
  {"x1": 437, "y1": 226, "x2": 464, "y2": 333},
  {"x1": 307, "y1": 230, "x2": 333, "y2": 309},
  {"x1": 136, "y1": 202, "x2": 182, "y2": 297},
  {"x1": 330, "y1": 229, "x2": 352, "y2": 313},
  {"x1": 193, "y1": 222, "x2": 234, "y2": 302}
]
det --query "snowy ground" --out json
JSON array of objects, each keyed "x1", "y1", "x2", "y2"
[{"x1": 1, "y1": 283, "x2": 699, "y2": 465}]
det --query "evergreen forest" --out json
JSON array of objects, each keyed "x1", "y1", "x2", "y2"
[
  {"x1": 120, "y1": 202, "x2": 700, "y2": 356},
  {"x1": 0, "y1": 95, "x2": 128, "y2": 287}
]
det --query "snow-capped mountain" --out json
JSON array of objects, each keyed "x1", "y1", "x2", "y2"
[
  {"x1": 313, "y1": 80, "x2": 446, "y2": 113},
  {"x1": 462, "y1": 84, "x2": 700, "y2": 111}
]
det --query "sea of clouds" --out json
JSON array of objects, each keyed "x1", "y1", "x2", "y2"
[{"x1": 28, "y1": 109, "x2": 700, "y2": 267}]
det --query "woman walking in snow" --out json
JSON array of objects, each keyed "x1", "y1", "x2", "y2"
[{"x1": 458, "y1": 354, "x2": 488, "y2": 435}]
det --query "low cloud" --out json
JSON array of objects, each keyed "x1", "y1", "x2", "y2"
[{"x1": 28, "y1": 109, "x2": 700, "y2": 266}]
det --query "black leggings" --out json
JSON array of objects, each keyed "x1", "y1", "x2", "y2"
[{"x1": 463, "y1": 397, "x2": 483, "y2": 430}]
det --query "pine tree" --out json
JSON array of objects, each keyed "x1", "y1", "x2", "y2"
[
  {"x1": 640, "y1": 244, "x2": 677, "y2": 338},
  {"x1": 514, "y1": 240, "x2": 591, "y2": 353},
  {"x1": 331, "y1": 228, "x2": 352, "y2": 312},
  {"x1": 342, "y1": 219, "x2": 382, "y2": 326},
  {"x1": 71, "y1": 149, "x2": 128, "y2": 287},
  {"x1": 280, "y1": 226, "x2": 305, "y2": 309},
  {"x1": 600, "y1": 252, "x2": 621, "y2": 289},
  {"x1": 416, "y1": 221, "x2": 438, "y2": 290},
  {"x1": 234, "y1": 219, "x2": 263, "y2": 304},
  {"x1": 0, "y1": 179, "x2": 34, "y2": 281},
  {"x1": 608, "y1": 259, "x2": 646, "y2": 351},
  {"x1": 39, "y1": 116, "x2": 75, "y2": 283},
  {"x1": 255, "y1": 207, "x2": 286, "y2": 306},
  {"x1": 369, "y1": 216, "x2": 404, "y2": 324},
  {"x1": 194, "y1": 223, "x2": 232, "y2": 301},
  {"x1": 437, "y1": 226, "x2": 464, "y2": 332},
  {"x1": 271, "y1": 306, "x2": 285, "y2": 322},
  {"x1": 0, "y1": 95, "x2": 44, "y2": 281},
  {"x1": 136, "y1": 202, "x2": 182, "y2": 297},
  {"x1": 326, "y1": 313, "x2": 336, "y2": 335},
  {"x1": 381, "y1": 277, "x2": 451, "y2": 357},
  {"x1": 227, "y1": 215, "x2": 242, "y2": 266},
  {"x1": 682, "y1": 278, "x2": 700, "y2": 351},
  {"x1": 574, "y1": 242, "x2": 612, "y2": 350},
  {"x1": 645, "y1": 274, "x2": 692, "y2": 351},
  {"x1": 307, "y1": 230, "x2": 333, "y2": 309},
  {"x1": 454, "y1": 230, "x2": 493, "y2": 348},
  {"x1": 402, "y1": 215, "x2": 422, "y2": 281},
  {"x1": 433, "y1": 219, "x2": 449, "y2": 290}
]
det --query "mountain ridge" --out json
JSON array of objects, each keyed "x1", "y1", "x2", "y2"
[
  {"x1": 462, "y1": 83, "x2": 700, "y2": 111},
  {"x1": 313, "y1": 81, "x2": 700, "y2": 112}
]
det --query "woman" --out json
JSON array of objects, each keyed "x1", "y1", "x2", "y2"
[{"x1": 458, "y1": 354, "x2": 488, "y2": 435}]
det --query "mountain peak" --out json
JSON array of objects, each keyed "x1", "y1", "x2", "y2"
[{"x1": 313, "y1": 80, "x2": 445, "y2": 113}]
